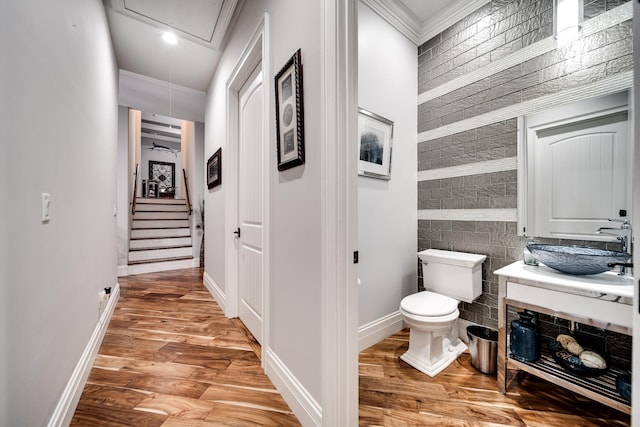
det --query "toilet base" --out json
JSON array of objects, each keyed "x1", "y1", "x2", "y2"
[{"x1": 400, "y1": 337, "x2": 467, "y2": 377}]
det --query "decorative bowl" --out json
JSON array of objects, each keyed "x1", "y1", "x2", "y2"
[
  {"x1": 527, "y1": 244, "x2": 630, "y2": 275},
  {"x1": 547, "y1": 338, "x2": 609, "y2": 377}
]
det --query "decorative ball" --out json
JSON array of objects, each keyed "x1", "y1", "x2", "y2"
[
  {"x1": 580, "y1": 350, "x2": 606, "y2": 369},
  {"x1": 556, "y1": 334, "x2": 576, "y2": 349}
]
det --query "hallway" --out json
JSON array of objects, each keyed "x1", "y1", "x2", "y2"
[{"x1": 71, "y1": 268, "x2": 300, "y2": 426}]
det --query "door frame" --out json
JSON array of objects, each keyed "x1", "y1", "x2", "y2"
[
  {"x1": 225, "y1": 15, "x2": 271, "y2": 354},
  {"x1": 320, "y1": 0, "x2": 359, "y2": 425}
]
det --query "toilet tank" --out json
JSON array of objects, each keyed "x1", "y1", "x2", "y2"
[{"x1": 418, "y1": 249, "x2": 487, "y2": 303}]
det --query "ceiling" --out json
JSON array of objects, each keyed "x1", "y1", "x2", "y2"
[
  {"x1": 103, "y1": 0, "x2": 238, "y2": 92},
  {"x1": 103, "y1": 0, "x2": 481, "y2": 93}
]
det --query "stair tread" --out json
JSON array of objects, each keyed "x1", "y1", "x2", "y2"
[{"x1": 128, "y1": 256, "x2": 193, "y2": 265}]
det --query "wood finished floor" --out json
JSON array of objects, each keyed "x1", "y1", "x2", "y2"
[
  {"x1": 360, "y1": 331, "x2": 631, "y2": 426},
  {"x1": 72, "y1": 269, "x2": 630, "y2": 426},
  {"x1": 71, "y1": 268, "x2": 301, "y2": 427}
]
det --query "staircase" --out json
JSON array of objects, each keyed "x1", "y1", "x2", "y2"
[{"x1": 127, "y1": 198, "x2": 196, "y2": 275}]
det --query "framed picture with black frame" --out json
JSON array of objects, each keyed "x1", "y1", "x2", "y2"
[
  {"x1": 275, "y1": 49, "x2": 305, "y2": 171},
  {"x1": 149, "y1": 160, "x2": 176, "y2": 197},
  {"x1": 358, "y1": 108, "x2": 394, "y2": 180},
  {"x1": 207, "y1": 148, "x2": 222, "y2": 189}
]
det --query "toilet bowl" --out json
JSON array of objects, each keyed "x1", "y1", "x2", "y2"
[{"x1": 399, "y1": 249, "x2": 486, "y2": 377}]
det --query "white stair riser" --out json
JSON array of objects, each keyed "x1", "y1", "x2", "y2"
[
  {"x1": 133, "y1": 211, "x2": 188, "y2": 220},
  {"x1": 130, "y1": 237, "x2": 193, "y2": 250},
  {"x1": 131, "y1": 228, "x2": 191, "y2": 239},
  {"x1": 125, "y1": 258, "x2": 197, "y2": 275},
  {"x1": 135, "y1": 203, "x2": 187, "y2": 212},
  {"x1": 132, "y1": 219, "x2": 189, "y2": 229},
  {"x1": 136, "y1": 198, "x2": 186, "y2": 205},
  {"x1": 128, "y1": 247, "x2": 193, "y2": 262}
]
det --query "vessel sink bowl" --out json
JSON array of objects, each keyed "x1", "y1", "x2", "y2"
[{"x1": 527, "y1": 244, "x2": 630, "y2": 275}]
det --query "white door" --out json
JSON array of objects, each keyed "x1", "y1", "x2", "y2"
[
  {"x1": 532, "y1": 114, "x2": 629, "y2": 238},
  {"x1": 237, "y1": 65, "x2": 264, "y2": 343}
]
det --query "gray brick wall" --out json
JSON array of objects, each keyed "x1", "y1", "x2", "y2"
[
  {"x1": 416, "y1": 0, "x2": 632, "y2": 355},
  {"x1": 419, "y1": 20, "x2": 632, "y2": 132}
]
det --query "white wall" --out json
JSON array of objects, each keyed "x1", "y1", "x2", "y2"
[
  {"x1": 204, "y1": 0, "x2": 324, "y2": 409},
  {"x1": 117, "y1": 106, "x2": 130, "y2": 268},
  {"x1": 1, "y1": 0, "x2": 118, "y2": 425},
  {"x1": 193, "y1": 121, "x2": 205, "y2": 260},
  {"x1": 357, "y1": 4, "x2": 417, "y2": 332}
]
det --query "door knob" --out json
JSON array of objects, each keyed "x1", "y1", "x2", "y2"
[{"x1": 233, "y1": 227, "x2": 241, "y2": 238}]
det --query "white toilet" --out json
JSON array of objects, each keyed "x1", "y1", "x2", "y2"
[{"x1": 399, "y1": 249, "x2": 486, "y2": 377}]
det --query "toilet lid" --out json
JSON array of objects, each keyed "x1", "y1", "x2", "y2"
[{"x1": 401, "y1": 291, "x2": 459, "y2": 316}]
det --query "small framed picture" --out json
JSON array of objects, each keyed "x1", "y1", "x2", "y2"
[
  {"x1": 275, "y1": 49, "x2": 305, "y2": 171},
  {"x1": 207, "y1": 148, "x2": 222, "y2": 189},
  {"x1": 358, "y1": 108, "x2": 394, "y2": 180}
]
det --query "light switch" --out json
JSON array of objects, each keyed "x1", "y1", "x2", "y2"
[{"x1": 42, "y1": 193, "x2": 51, "y2": 223}]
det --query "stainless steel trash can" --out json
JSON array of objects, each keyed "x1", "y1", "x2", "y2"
[{"x1": 467, "y1": 325, "x2": 498, "y2": 375}]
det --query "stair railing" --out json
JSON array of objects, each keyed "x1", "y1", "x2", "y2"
[
  {"x1": 131, "y1": 163, "x2": 139, "y2": 215},
  {"x1": 183, "y1": 168, "x2": 192, "y2": 215}
]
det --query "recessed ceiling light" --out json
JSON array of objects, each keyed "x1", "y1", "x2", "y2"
[{"x1": 162, "y1": 32, "x2": 177, "y2": 45}]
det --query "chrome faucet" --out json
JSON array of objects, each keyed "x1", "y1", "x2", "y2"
[{"x1": 596, "y1": 218, "x2": 633, "y2": 275}]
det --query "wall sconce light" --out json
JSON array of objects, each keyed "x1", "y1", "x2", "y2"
[{"x1": 554, "y1": 0, "x2": 583, "y2": 43}]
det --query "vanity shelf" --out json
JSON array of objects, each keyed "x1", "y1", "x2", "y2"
[
  {"x1": 496, "y1": 261, "x2": 633, "y2": 414},
  {"x1": 507, "y1": 342, "x2": 630, "y2": 414}
]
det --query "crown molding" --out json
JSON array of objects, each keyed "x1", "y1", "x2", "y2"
[
  {"x1": 360, "y1": 0, "x2": 422, "y2": 45},
  {"x1": 418, "y1": 0, "x2": 491, "y2": 45},
  {"x1": 362, "y1": 0, "x2": 491, "y2": 47}
]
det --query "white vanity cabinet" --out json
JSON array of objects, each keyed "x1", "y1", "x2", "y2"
[{"x1": 495, "y1": 261, "x2": 633, "y2": 414}]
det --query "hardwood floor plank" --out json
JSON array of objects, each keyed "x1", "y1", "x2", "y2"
[
  {"x1": 126, "y1": 375, "x2": 210, "y2": 398},
  {"x1": 360, "y1": 376, "x2": 449, "y2": 400},
  {"x1": 85, "y1": 366, "x2": 140, "y2": 388},
  {"x1": 189, "y1": 367, "x2": 277, "y2": 390},
  {"x1": 416, "y1": 399, "x2": 526, "y2": 426},
  {"x1": 515, "y1": 409, "x2": 631, "y2": 427},
  {"x1": 160, "y1": 418, "x2": 219, "y2": 427},
  {"x1": 203, "y1": 402, "x2": 301, "y2": 426},
  {"x1": 200, "y1": 383, "x2": 293, "y2": 413},
  {"x1": 74, "y1": 384, "x2": 153, "y2": 410},
  {"x1": 71, "y1": 402, "x2": 167, "y2": 427},
  {"x1": 119, "y1": 359, "x2": 197, "y2": 378},
  {"x1": 135, "y1": 393, "x2": 216, "y2": 419}
]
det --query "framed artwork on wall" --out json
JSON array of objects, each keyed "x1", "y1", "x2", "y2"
[
  {"x1": 358, "y1": 108, "x2": 394, "y2": 180},
  {"x1": 275, "y1": 48, "x2": 305, "y2": 171},
  {"x1": 207, "y1": 148, "x2": 222, "y2": 189},
  {"x1": 149, "y1": 160, "x2": 176, "y2": 197}
]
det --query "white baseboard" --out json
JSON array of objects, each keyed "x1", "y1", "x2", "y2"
[
  {"x1": 358, "y1": 311, "x2": 404, "y2": 352},
  {"x1": 264, "y1": 347, "x2": 321, "y2": 427},
  {"x1": 203, "y1": 271, "x2": 225, "y2": 312},
  {"x1": 47, "y1": 283, "x2": 120, "y2": 427}
]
